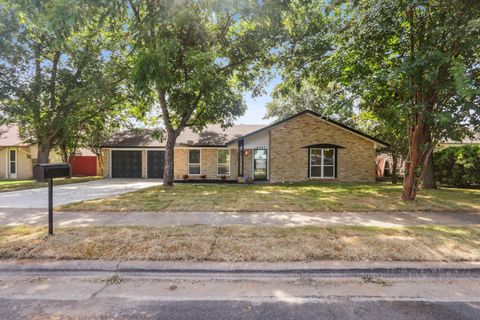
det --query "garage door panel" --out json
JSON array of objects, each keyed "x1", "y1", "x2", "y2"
[
  {"x1": 111, "y1": 151, "x2": 142, "y2": 178},
  {"x1": 147, "y1": 151, "x2": 165, "y2": 179}
]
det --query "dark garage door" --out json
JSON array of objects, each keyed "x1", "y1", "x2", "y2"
[
  {"x1": 111, "y1": 150, "x2": 142, "y2": 178},
  {"x1": 147, "y1": 150, "x2": 165, "y2": 178}
]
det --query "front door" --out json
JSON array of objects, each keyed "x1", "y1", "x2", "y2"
[
  {"x1": 147, "y1": 150, "x2": 165, "y2": 179},
  {"x1": 253, "y1": 149, "x2": 268, "y2": 181}
]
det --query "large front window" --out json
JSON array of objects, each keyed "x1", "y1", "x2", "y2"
[
  {"x1": 188, "y1": 149, "x2": 201, "y2": 175},
  {"x1": 217, "y1": 149, "x2": 230, "y2": 175},
  {"x1": 310, "y1": 148, "x2": 335, "y2": 178}
]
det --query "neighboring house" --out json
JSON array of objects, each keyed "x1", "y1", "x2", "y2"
[
  {"x1": 376, "y1": 135, "x2": 480, "y2": 178},
  {"x1": 0, "y1": 124, "x2": 37, "y2": 180},
  {"x1": 0, "y1": 124, "x2": 99, "y2": 180},
  {"x1": 101, "y1": 110, "x2": 388, "y2": 182},
  {"x1": 376, "y1": 153, "x2": 404, "y2": 178}
]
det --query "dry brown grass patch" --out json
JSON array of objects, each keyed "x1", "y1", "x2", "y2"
[{"x1": 0, "y1": 225, "x2": 479, "y2": 262}]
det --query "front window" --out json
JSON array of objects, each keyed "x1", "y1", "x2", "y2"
[
  {"x1": 310, "y1": 148, "x2": 335, "y2": 178},
  {"x1": 188, "y1": 149, "x2": 201, "y2": 175},
  {"x1": 9, "y1": 149, "x2": 16, "y2": 174},
  {"x1": 217, "y1": 149, "x2": 230, "y2": 175}
]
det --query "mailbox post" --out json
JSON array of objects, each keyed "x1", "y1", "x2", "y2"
[{"x1": 34, "y1": 164, "x2": 70, "y2": 235}]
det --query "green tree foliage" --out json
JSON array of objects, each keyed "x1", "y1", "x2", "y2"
[
  {"x1": 434, "y1": 146, "x2": 480, "y2": 187},
  {"x1": 277, "y1": 0, "x2": 480, "y2": 200},
  {"x1": 125, "y1": 0, "x2": 283, "y2": 186},
  {"x1": 0, "y1": 0, "x2": 131, "y2": 166},
  {"x1": 265, "y1": 82, "x2": 356, "y2": 126}
]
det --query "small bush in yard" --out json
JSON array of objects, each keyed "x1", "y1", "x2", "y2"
[
  {"x1": 434, "y1": 146, "x2": 480, "y2": 187},
  {"x1": 201, "y1": 174, "x2": 207, "y2": 180},
  {"x1": 182, "y1": 174, "x2": 189, "y2": 181}
]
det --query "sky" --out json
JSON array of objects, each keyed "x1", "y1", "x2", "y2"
[{"x1": 235, "y1": 76, "x2": 282, "y2": 125}]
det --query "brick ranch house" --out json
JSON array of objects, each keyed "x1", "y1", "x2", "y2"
[{"x1": 101, "y1": 110, "x2": 388, "y2": 182}]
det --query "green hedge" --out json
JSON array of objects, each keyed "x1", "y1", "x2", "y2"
[{"x1": 434, "y1": 145, "x2": 480, "y2": 187}]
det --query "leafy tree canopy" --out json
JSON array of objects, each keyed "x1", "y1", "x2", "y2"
[
  {"x1": 124, "y1": 0, "x2": 285, "y2": 185},
  {"x1": 0, "y1": 0, "x2": 135, "y2": 163},
  {"x1": 276, "y1": 0, "x2": 480, "y2": 200},
  {"x1": 265, "y1": 81, "x2": 356, "y2": 126}
]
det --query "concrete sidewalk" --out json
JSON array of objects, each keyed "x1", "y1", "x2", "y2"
[{"x1": 0, "y1": 208, "x2": 479, "y2": 227}]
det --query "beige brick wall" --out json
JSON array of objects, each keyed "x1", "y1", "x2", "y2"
[
  {"x1": 173, "y1": 148, "x2": 187, "y2": 179},
  {"x1": 174, "y1": 148, "x2": 238, "y2": 180},
  {"x1": 0, "y1": 148, "x2": 6, "y2": 179},
  {"x1": 242, "y1": 149, "x2": 253, "y2": 180},
  {"x1": 102, "y1": 149, "x2": 110, "y2": 178},
  {"x1": 17, "y1": 147, "x2": 35, "y2": 179},
  {"x1": 0, "y1": 146, "x2": 35, "y2": 180},
  {"x1": 269, "y1": 113, "x2": 377, "y2": 182}
]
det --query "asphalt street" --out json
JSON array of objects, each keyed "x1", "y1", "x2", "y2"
[
  {"x1": 1, "y1": 299, "x2": 479, "y2": 320},
  {"x1": 1, "y1": 265, "x2": 480, "y2": 319}
]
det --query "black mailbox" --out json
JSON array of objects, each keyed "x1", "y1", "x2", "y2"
[
  {"x1": 34, "y1": 163, "x2": 70, "y2": 179},
  {"x1": 34, "y1": 163, "x2": 70, "y2": 236}
]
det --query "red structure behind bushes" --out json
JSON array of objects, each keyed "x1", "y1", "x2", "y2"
[{"x1": 71, "y1": 156, "x2": 97, "y2": 177}]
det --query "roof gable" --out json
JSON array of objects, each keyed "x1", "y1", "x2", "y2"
[
  {"x1": 0, "y1": 124, "x2": 31, "y2": 147},
  {"x1": 228, "y1": 110, "x2": 389, "y2": 147}
]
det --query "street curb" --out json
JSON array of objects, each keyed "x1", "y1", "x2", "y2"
[
  {"x1": 1, "y1": 260, "x2": 480, "y2": 278},
  {"x1": 1, "y1": 267, "x2": 479, "y2": 279}
]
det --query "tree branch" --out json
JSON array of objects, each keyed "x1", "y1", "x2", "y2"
[{"x1": 157, "y1": 87, "x2": 174, "y2": 133}]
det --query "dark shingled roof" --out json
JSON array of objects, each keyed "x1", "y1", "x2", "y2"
[
  {"x1": 102, "y1": 124, "x2": 266, "y2": 148},
  {"x1": 0, "y1": 124, "x2": 31, "y2": 147},
  {"x1": 102, "y1": 110, "x2": 390, "y2": 148}
]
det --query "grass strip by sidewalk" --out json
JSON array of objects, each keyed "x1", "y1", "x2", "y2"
[
  {"x1": 57, "y1": 182, "x2": 480, "y2": 213},
  {"x1": 1, "y1": 225, "x2": 479, "y2": 262},
  {"x1": 0, "y1": 176, "x2": 103, "y2": 193}
]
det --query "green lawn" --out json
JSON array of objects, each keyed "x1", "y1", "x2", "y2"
[
  {"x1": 58, "y1": 182, "x2": 480, "y2": 212},
  {"x1": 0, "y1": 176, "x2": 103, "y2": 192},
  {"x1": 1, "y1": 225, "x2": 479, "y2": 262}
]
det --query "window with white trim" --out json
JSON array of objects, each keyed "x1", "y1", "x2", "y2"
[
  {"x1": 188, "y1": 149, "x2": 201, "y2": 175},
  {"x1": 217, "y1": 149, "x2": 230, "y2": 175},
  {"x1": 9, "y1": 149, "x2": 16, "y2": 175},
  {"x1": 310, "y1": 148, "x2": 335, "y2": 178}
]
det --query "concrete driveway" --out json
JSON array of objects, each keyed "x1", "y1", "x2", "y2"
[{"x1": 0, "y1": 179, "x2": 162, "y2": 209}]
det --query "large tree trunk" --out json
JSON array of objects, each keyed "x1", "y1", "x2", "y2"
[
  {"x1": 401, "y1": 120, "x2": 427, "y2": 201},
  {"x1": 35, "y1": 140, "x2": 52, "y2": 181},
  {"x1": 422, "y1": 151, "x2": 437, "y2": 189},
  {"x1": 391, "y1": 154, "x2": 399, "y2": 184},
  {"x1": 37, "y1": 141, "x2": 51, "y2": 164},
  {"x1": 163, "y1": 132, "x2": 177, "y2": 187}
]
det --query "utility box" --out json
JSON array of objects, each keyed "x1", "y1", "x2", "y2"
[{"x1": 34, "y1": 163, "x2": 70, "y2": 179}]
